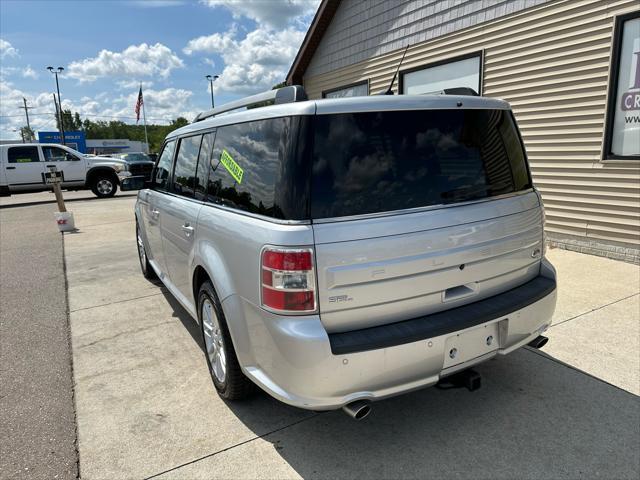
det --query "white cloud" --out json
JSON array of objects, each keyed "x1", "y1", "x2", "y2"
[
  {"x1": 0, "y1": 81, "x2": 57, "y2": 138},
  {"x1": 0, "y1": 39, "x2": 19, "y2": 59},
  {"x1": 22, "y1": 66, "x2": 38, "y2": 79},
  {"x1": 67, "y1": 43, "x2": 184, "y2": 82},
  {"x1": 117, "y1": 79, "x2": 154, "y2": 90},
  {"x1": 184, "y1": 26, "x2": 304, "y2": 94},
  {"x1": 201, "y1": 0, "x2": 319, "y2": 29},
  {"x1": 0, "y1": 79, "x2": 196, "y2": 139},
  {"x1": 183, "y1": 26, "x2": 237, "y2": 55}
]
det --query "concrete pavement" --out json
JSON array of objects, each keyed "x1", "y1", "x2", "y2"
[
  {"x1": 0, "y1": 202, "x2": 78, "y2": 479},
  {"x1": 61, "y1": 194, "x2": 640, "y2": 479},
  {"x1": 543, "y1": 248, "x2": 640, "y2": 395},
  {"x1": 0, "y1": 189, "x2": 137, "y2": 209}
]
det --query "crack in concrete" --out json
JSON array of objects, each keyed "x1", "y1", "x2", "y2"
[
  {"x1": 76, "y1": 320, "x2": 174, "y2": 349},
  {"x1": 143, "y1": 412, "x2": 322, "y2": 480},
  {"x1": 70, "y1": 290, "x2": 165, "y2": 313},
  {"x1": 550, "y1": 292, "x2": 640, "y2": 329}
]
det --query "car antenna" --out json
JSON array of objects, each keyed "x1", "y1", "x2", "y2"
[{"x1": 381, "y1": 44, "x2": 410, "y2": 95}]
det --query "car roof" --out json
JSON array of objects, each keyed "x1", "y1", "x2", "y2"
[
  {"x1": 1, "y1": 143, "x2": 42, "y2": 148},
  {"x1": 167, "y1": 94, "x2": 511, "y2": 140}
]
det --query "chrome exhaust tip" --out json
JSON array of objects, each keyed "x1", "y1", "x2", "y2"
[
  {"x1": 528, "y1": 335, "x2": 549, "y2": 349},
  {"x1": 342, "y1": 400, "x2": 372, "y2": 420}
]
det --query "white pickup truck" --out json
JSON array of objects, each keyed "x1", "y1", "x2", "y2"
[{"x1": 0, "y1": 143, "x2": 134, "y2": 198}]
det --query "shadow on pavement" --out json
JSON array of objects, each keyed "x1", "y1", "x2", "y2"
[{"x1": 161, "y1": 289, "x2": 640, "y2": 479}]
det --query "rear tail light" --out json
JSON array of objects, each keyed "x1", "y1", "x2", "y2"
[{"x1": 261, "y1": 247, "x2": 316, "y2": 313}]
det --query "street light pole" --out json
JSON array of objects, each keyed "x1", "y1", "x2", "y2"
[
  {"x1": 47, "y1": 66, "x2": 65, "y2": 144},
  {"x1": 206, "y1": 74, "x2": 219, "y2": 108}
]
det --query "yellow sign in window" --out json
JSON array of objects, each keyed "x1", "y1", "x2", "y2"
[{"x1": 219, "y1": 149, "x2": 243, "y2": 184}]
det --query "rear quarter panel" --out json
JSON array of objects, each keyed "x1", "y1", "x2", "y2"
[
  {"x1": 194, "y1": 205, "x2": 314, "y2": 304},
  {"x1": 194, "y1": 205, "x2": 315, "y2": 367}
]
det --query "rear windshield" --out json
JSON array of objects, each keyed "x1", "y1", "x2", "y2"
[{"x1": 310, "y1": 109, "x2": 531, "y2": 219}]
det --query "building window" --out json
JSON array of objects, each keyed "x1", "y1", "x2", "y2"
[
  {"x1": 400, "y1": 52, "x2": 482, "y2": 95},
  {"x1": 322, "y1": 81, "x2": 369, "y2": 98},
  {"x1": 604, "y1": 11, "x2": 640, "y2": 160}
]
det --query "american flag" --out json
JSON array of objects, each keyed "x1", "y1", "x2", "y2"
[{"x1": 135, "y1": 86, "x2": 143, "y2": 124}]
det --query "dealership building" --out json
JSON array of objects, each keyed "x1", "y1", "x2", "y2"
[
  {"x1": 287, "y1": 0, "x2": 639, "y2": 263},
  {"x1": 37, "y1": 131, "x2": 148, "y2": 156}
]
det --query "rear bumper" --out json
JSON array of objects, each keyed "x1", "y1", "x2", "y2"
[{"x1": 224, "y1": 258, "x2": 557, "y2": 411}]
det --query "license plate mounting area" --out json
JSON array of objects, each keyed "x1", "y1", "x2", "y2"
[{"x1": 442, "y1": 320, "x2": 503, "y2": 369}]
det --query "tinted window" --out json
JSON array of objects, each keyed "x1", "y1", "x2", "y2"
[
  {"x1": 311, "y1": 109, "x2": 531, "y2": 219},
  {"x1": 205, "y1": 116, "x2": 310, "y2": 220},
  {"x1": 172, "y1": 135, "x2": 202, "y2": 197},
  {"x1": 8, "y1": 146, "x2": 40, "y2": 163},
  {"x1": 195, "y1": 132, "x2": 213, "y2": 200},
  {"x1": 43, "y1": 146, "x2": 75, "y2": 161},
  {"x1": 153, "y1": 140, "x2": 176, "y2": 191}
]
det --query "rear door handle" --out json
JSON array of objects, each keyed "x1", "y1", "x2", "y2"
[
  {"x1": 181, "y1": 223, "x2": 194, "y2": 237},
  {"x1": 46, "y1": 164, "x2": 56, "y2": 168},
  {"x1": 6, "y1": 166, "x2": 15, "y2": 170}
]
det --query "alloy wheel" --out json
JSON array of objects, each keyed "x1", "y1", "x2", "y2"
[{"x1": 202, "y1": 298, "x2": 227, "y2": 383}]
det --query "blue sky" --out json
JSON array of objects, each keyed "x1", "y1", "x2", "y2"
[{"x1": 0, "y1": 0, "x2": 319, "y2": 138}]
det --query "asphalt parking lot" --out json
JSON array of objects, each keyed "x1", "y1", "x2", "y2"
[{"x1": 2, "y1": 191, "x2": 640, "y2": 479}]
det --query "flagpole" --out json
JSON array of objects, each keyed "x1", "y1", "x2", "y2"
[{"x1": 141, "y1": 83, "x2": 149, "y2": 153}]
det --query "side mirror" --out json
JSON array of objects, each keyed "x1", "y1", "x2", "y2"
[
  {"x1": 120, "y1": 175, "x2": 148, "y2": 191},
  {"x1": 66, "y1": 153, "x2": 80, "y2": 161}
]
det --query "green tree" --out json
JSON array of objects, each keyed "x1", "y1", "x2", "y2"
[
  {"x1": 59, "y1": 113, "x2": 191, "y2": 153},
  {"x1": 20, "y1": 126, "x2": 35, "y2": 142},
  {"x1": 57, "y1": 109, "x2": 83, "y2": 131}
]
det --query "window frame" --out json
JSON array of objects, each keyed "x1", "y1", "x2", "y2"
[
  {"x1": 7, "y1": 146, "x2": 41, "y2": 164},
  {"x1": 602, "y1": 10, "x2": 640, "y2": 162},
  {"x1": 322, "y1": 80, "x2": 370, "y2": 98},
  {"x1": 151, "y1": 139, "x2": 177, "y2": 192},
  {"x1": 42, "y1": 145, "x2": 76, "y2": 162},
  {"x1": 171, "y1": 133, "x2": 204, "y2": 198},
  {"x1": 194, "y1": 130, "x2": 216, "y2": 201},
  {"x1": 399, "y1": 50, "x2": 484, "y2": 96}
]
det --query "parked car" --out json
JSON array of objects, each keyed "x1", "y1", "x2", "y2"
[
  {"x1": 130, "y1": 86, "x2": 557, "y2": 419},
  {"x1": 0, "y1": 143, "x2": 131, "y2": 198},
  {"x1": 112, "y1": 152, "x2": 155, "y2": 181}
]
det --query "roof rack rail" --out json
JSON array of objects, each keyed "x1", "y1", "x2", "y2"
[{"x1": 193, "y1": 85, "x2": 308, "y2": 122}]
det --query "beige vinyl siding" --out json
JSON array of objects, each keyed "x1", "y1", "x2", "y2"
[{"x1": 303, "y1": 0, "x2": 640, "y2": 251}]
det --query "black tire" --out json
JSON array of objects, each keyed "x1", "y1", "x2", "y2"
[
  {"x1": 91, "y1": 174, "x2": 117, "y2": 198},
  {"x1": 198, "y1": 281, "x2": 255, "y2": 400},
  {"x1": 136, "y1": 221, "x2": 156, "y2": 280}
]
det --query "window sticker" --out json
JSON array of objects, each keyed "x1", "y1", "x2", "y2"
[{"x1": 219, "y1": 149, "x2": 244, "y2": 184}]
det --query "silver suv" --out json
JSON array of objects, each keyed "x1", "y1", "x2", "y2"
[{"x1": 132, "y1": 86, "x2": 557, "y2": 419}]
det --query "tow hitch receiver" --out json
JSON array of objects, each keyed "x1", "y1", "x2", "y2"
[{"x1": 436, "y1": 368, "x2": 482, "y2": 391}]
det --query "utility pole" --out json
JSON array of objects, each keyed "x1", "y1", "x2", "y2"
[
  {"x1": 53, "y1": 93, "x2": 61, "y2": 132},
  {"x1": 19, "y1": 97, "x2": 33, "y2": 131}
]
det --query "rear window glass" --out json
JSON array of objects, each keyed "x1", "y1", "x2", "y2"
[
  {"x1": 8, "y1": 146, "x2": 40, "y2": 163},
  {"x1": 311, "y1": 109, "x2": 531, "y2": 219},
  {"x1": 205, "y1": 116, "x2": 310, "y2": 220}
]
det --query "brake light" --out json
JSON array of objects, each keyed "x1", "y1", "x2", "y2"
[{"x1": 261, "y1": 247, "x2": 316, "y2": 313}]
